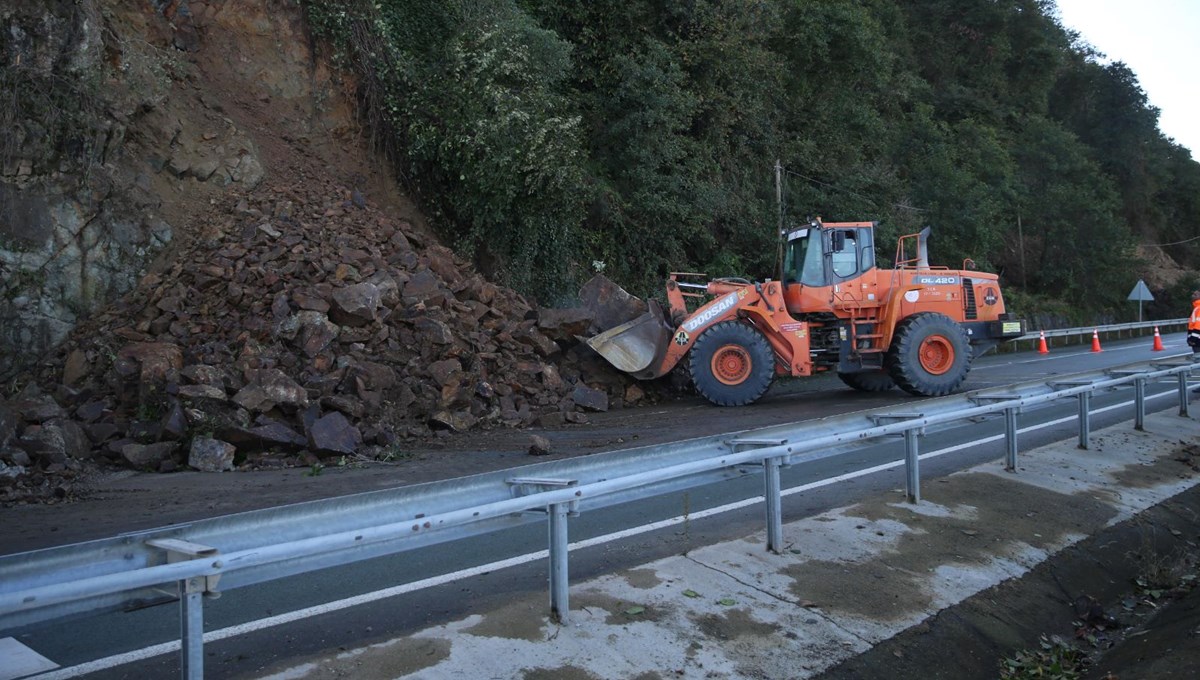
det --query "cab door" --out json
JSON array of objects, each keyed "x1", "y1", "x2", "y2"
[{"x1": 827, "y1": 227, "x2": 879, "y2": 310}]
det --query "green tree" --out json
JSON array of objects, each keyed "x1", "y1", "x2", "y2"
[
  {"x1": 1009, "y1": 116, "x2": 1133, "y2": 307},
  {"x1": 300, "y1": 0, "x2": 1200, "y2": 315}
]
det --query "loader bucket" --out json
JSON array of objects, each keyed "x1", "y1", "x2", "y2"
[{"x1": 586, "y1": 299, "x2": 674, "y2": 379}]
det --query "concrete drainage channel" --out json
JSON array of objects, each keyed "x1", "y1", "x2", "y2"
[{"x1": 254, "y1": 410, "x2": 1199, "y2": 680}]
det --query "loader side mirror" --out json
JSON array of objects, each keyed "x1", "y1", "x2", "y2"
[{"x1": 830, "y1": 230, "x2": 846, "y2": 253}]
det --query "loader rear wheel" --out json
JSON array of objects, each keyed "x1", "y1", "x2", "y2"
[
  {"x1": 838, "y1": 371, "x2": 896, "y2": 392},
  {"x1": 886, "y1": 313, "x2": 971, "y2": 396},
  {"x1": 690, "y1": 321, "x2": 775, "y2": 406}
]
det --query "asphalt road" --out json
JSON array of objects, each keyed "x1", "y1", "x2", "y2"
[{"x1": 6, "y1": 331, "x2": 1198, "y2": 679}]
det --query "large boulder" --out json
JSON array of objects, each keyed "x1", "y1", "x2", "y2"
[
  {"x1": 578, "y1": 274, "x2": 648, "y2": 332},
  {"x1": 188, "y1": 437, "x2": 236, "y2": 472},
  {"x1": 232, "y1": 369, "x2": 309, "y2": 413},
  {"x1": 307, "y1": 411, "x2": 361, "y2": 456}
]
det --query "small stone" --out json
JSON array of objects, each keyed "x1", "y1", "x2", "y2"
[{"x1": 528, "y1": 435, "x2": 553, "y2": 456}]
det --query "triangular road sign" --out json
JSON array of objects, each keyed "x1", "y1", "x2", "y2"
[{"x1": 1127, "y1": 279, "x2": 1154, "y2": 302}]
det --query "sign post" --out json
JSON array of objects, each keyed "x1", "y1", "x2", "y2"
[{"x1": 1127, "y1": 279, "x2": 1154, "y2": 322}]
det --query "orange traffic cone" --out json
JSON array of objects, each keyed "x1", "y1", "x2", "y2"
[
  {"x1": 1090, "y1": 329, "x2": 1103, "y2": 353},
  {"x1": 1152, "y1": 326, "x2": 1164, "y2": 351},
  {"x1": 1037, "y1": 330, "x2": 1049, "y2": 354}
]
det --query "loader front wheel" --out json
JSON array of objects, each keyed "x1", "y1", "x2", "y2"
[
  {"x1": 886, "y1": 313, "x2": 971, "y2": 396},
  {"x1": 690, "y1": 321, "x2": 775, "y2": 406}
]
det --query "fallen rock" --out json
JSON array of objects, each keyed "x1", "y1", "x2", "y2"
[
  {"x1": 536, "y1": 411, "x2": 566, "y2": 427},
  {"x1": 8, "y1": 396, "x2": 67, "y2": 423},
  {"x1": 62, "y1": 350, "x2": 90, "y2": 386},
  {"x1": 115, "y1": 342, "x2": 184, "y2": 384},
  {"x1": 330, "y1": 282, "x2": 382, "y2": 327},
  {"x1": 308, "y1": 411, "x2": 361, "y2": 456},
  {"x1": 624, "y1": 383, "x2": 646, "y2": 404},
  {"x1": 429, "y1": 410, "x2": 478, "y2": 432},
  {"x1": 0, "y1": 402, "x2": 16, "y2": 447},
  {"x1": 0, "y1": 460, "x2": 25, "y2": 483},
  {"x1": 122, "y1": 441, "x2": 178, "y2": 469},
  {"x1": 1, "y1": 447, "x2": 31, "y2": 467},
  {"x1": 537, "y1": 307, "x2": 594, "y2": 341},
  {"x1": 572, "y1": 385, "x2": 610, "y2": 412},
  {"x1": 528, "y1": 434, "x2": 553, "y2": 456},
  {"x1": 232, "y1": 369, "x2": 309, "y2": 412},
  {"x1": 189, "y1": 437, "x2": 236, "y2": 472},
  {"x1": 179, "y1": 384, "x2": 228, "y2": 401},
  {"x1": 220, "y1": 419, "x2": 308, "y2": 450},
  {"x1": 12, "y1": 162, "x2": 667, "y2": 475},
  {"x1": 579, "y1": 274, "x2": 648, "y2": 332}
]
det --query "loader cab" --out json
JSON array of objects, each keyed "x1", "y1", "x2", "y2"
[{"x1": 782, "y1": 221, "x2": 877, "y2": 290}]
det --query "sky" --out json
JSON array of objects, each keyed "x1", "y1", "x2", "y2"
[{"x1": 1054, "y1": 0, "x2": 1200, "y2": 157}]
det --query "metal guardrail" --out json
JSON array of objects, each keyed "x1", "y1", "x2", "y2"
[
  {"x1": 1009, "y1": 318, "x2": 1188, "y2": 351},
  {"x1": 1, "y1": 356, "x2": 1197, "y2": 679}
]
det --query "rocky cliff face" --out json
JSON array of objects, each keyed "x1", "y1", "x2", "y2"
[
  {"x1": 0, "y1": 1, "x2": 297, "y2": 380},
  {"x1": 0, "y1": 1, "x2": 654, "y2": 496}
]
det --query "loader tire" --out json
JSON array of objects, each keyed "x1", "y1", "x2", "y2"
[
  {"x1": 838, "y1": 371, "x2": 895, "y2": 392},
  {"x1": 886, "y1": 312, "x2": 971, "y2": 396},
  {"x1": 690, "y1": 321, "x2": 775, "y2": 406}
]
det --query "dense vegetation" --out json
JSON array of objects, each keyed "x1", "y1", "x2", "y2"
[{"x1": 302, "y1": 0, "x2": 1200, "y2": 320}]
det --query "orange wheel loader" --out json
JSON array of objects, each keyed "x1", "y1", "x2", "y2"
[{"x1": 586, "y1": 220, "x2": 1025, "y2": 406}]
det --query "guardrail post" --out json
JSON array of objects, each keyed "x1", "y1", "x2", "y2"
[
  {"x1": 146, "y1": 539, "x2": 220, "y2": 680},
  {"x1": 764, "y1": 456, "x2": 784, "y2": 553},
  {"x1": 549, "y1": 502, "x2": 570, "y2": 624},
  {"x1": 509, "y1": 478, "x2": 578, "y2": 624},
  {"x1": 1180, "y1": 373, "x2": 1191, "y2": 417},
  {"x1": 1134, "y1": 377, "x2": 1146, "y2": 430},
  {"x1": 1078, "y1": 392, "x2": 1091, "y2": 450},
  {"x1": 180, "y1": 576, "x2": 205, "y2": 680},
  {"x1": 904, "y1": 428, "x2": 921, "y2": 503},
  {"x1": 729, "y1": 438, "x2": 788, "y2": 553},
  {"x1": 1004, "y1": 407, "x2": 1018, "y2": 471}
]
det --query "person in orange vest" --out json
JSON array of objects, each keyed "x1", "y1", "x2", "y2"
[{"x1": 1190, "y1": 289, "x2": 1200, "y2": 361}]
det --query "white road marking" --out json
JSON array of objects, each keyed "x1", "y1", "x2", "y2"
[
  {"x1": 0, "y1": 637, "x2": 58, "y2": 680},
  {"x1": 31, "y1": 389, "x2": 1188, "y2": 678}
]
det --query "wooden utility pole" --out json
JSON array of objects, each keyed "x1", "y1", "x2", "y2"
[
  {"x1": 775, "y1": 160, "x2": 784, "y2": 282},
  {"x1": 1017, "y1": 209, "x2": 1027, "y2": 289}
]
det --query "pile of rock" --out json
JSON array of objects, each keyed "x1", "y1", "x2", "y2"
[{"x1": 2, "y1": 178, "x2": 662, "y2": 481}]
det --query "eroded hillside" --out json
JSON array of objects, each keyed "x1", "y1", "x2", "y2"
[{"x1": 0, "y1": 0, "x2": 650, "y2": 501}]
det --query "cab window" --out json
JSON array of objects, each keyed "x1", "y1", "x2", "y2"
[
  {"x1": 830, "y1": 230, "x2": 858, "y2": 278},
  {"x1": 784, "y1": 228, "x2": 827, "y2": 287}
]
